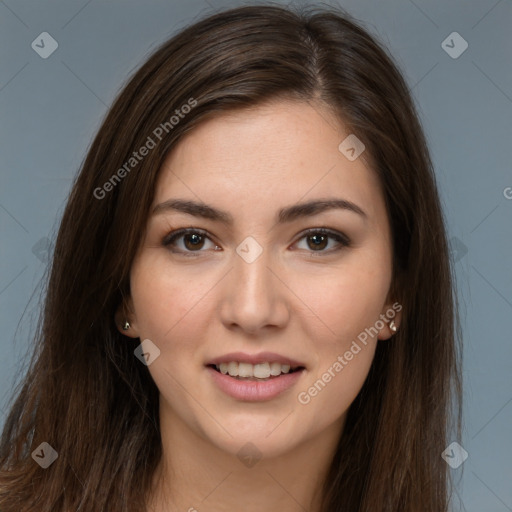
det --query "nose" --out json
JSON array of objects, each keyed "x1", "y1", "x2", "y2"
[{"x1": 219, "y1": 245, "x2": 290, "y2": 335}]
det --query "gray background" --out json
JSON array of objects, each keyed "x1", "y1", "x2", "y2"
[{"x1": 1, "y1": 0, "x2": 511, "y2": 509}]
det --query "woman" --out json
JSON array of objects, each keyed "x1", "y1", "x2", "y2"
[{"x1": 0, "y1": 4, "x2": 462, "y2": 511}]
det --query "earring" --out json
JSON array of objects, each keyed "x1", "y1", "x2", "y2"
[
  {"x1": 122, "y1": 320, "x2": 130, "y2": 331},
  {"x1": 389, "y1": 320, "x2": 397, "y2": 333}
]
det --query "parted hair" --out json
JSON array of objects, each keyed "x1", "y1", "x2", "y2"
[{"x1": 0, "y1": 4, "x2": 462, "y2": 511}]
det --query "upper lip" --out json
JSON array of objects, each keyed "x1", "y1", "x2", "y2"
[{"x1": 206, "y1": 352, "x2": 306, "y2": 369}]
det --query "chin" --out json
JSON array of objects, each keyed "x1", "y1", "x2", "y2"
[{"x1": 195, "y1": 411, "x2": 312, "y2": 460}]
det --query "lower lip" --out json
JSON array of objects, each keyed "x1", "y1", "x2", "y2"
[{"x1": 206, "y1": 366, "x2": 304, "y2": 401}]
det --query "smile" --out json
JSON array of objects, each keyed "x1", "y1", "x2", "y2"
[
  {"x1": 205, "y1": 353, "x2": 306, "y2": 401},
  {"x1": 211, "y1": 361, "x2": 302, "y2": 380}
]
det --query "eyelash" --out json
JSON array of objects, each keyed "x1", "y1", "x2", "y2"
[{"x1": 162, "y1": 227, "x2": 351, "y2": 257}]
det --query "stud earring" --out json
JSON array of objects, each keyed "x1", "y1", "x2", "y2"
[
  {"x1": 122, "y1": 320, "x2": 130, "y2": 331},
  {"x1": 389, "y1": 320, "x2": 397, "y2": 333}
]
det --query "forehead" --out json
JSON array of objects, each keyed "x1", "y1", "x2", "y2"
[{"x1": 154, "y1": 100, "x2": 384, "y2": 221}]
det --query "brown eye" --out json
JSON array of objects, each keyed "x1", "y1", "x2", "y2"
[
  {"x1": 183, "y1": 233, "x2": 205, "y2": 250},
  {"x1": 163, "y1": 228, "x2": 219, "y2": 255},
  {"x1": 306, "y1": 233, "x2": 329, "y2": 251},
  {"x1": 294, "y1": 228, "x2": 350, "y2": 254}
]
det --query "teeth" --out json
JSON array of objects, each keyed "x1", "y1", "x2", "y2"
[
  {"x1": 227, "y1": 361, "x2": 239, "y2": 376},
  {"x1": 214, "y1": 361, "x2": 298, "y2": 378},
  {"x1": 238, "y1": 362, "x2": 252, "y2": 378},
  {"x1": 269, "y1": 362, "x2": 282, "y2": 376},
  {"x1": 254, "y1": 363, "x2": 270, "y2": 378}
]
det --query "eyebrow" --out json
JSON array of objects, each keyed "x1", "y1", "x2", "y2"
[{"x1": 152, "y1": 197, "x2": 367, "y2": 224}]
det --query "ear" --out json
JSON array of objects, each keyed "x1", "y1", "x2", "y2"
[
  {"x1": 377, "y1": 300, "x2": 403, "y2": 341},
  {"x1": 114, "y1": 298, "x2": 140, "y2": 338}
]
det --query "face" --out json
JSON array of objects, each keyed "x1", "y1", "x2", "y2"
[{"x1": 120, "y1": 99, "x2": 400, "y2": 458}]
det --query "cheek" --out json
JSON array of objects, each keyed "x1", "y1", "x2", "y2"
[
  {"x1": 296, "y1": 343, "x2": 377, "y2": 432},
  {"x1": 129, "y1": 257, "x2": 253, "y2": 442},
  {"x1": 129, "y1": 260, "x2": 215, "y2": 422},
  {"x1": 295, "y1": 275, "x2": 381, "y2": 426},
  {"x1": 296, "y1": 255, "x2": 391, "y2": 342},
  {"x1": 293, "y1": 254, "x2": 389, "y2": 418},
  {"x1": 129, "y1": 257, "x2": 215, "y2": 357}
]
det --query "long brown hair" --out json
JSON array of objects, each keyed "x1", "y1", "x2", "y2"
[{"x1": 0, "y1": 4, "x2": 462, "y2": 511}]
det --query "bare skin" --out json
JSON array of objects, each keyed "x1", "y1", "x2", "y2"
[{"x1": 117, "y1": 99, "x2": 401, "y2": 512}]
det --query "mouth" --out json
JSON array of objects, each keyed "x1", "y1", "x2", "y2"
[
  {"x1": 205, "y1": 352, "x2": 306, "y2": 401},
  {"x1": 207, "y1": 361, "x2": 305, "y2": 381}
]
